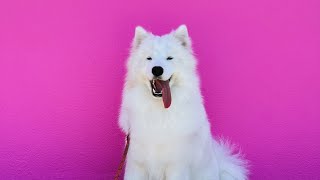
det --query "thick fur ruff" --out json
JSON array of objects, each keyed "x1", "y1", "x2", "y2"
[{"x1": 119, "y1": 25, "x2": 248, "y2": 180}]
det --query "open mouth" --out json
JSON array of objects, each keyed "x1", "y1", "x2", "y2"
[{"x1": 149, "y1": 77, "x2": 172, "y2": 108}]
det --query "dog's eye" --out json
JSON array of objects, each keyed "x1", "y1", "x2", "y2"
[
  {"x1": 167, "y1": 56, "x2": 173, "y2": 60},
  {"x1": 146, "y1": 57, "x2": 152, "y2": 60}
]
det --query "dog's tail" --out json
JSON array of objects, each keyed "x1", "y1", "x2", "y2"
[{"x1": 213, "y1": 138, "x2": 249, "y2": 180}]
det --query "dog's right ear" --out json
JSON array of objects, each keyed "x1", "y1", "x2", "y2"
[{"x1": 132, "y1": 26, "x2": 148, "y2": 49}]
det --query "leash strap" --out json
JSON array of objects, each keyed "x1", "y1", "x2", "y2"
[{"x1": 114, "y1": 134, "x2": 130, "y2": 180}]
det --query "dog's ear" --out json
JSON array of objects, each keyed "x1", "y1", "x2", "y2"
[
  {"x1": 133, "y1": 26, "x2": 148, "y2": 49},
  {"x1": 174, "y1": 25, "x2": 192, "y2": 49}
]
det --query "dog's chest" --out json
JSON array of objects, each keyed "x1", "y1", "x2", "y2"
[{"x1": 129, "y1": 104, "x2": 205, "y2": 136}]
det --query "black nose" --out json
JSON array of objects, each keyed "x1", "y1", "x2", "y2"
[{"x1": 152, "y1": 66, "x2": 164, "y2": 77}]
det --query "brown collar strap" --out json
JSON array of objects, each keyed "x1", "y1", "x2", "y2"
[{"x1": 114, "y1": 134, "x2": 130, "y2": 180}]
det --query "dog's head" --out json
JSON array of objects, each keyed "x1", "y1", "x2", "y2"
[{"x1": 126, "y1": 25, "x2": 198, "y2": 109}]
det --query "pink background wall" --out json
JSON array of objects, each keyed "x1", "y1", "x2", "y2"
[{"x1": 1, "y1": 0, "x2": 320, "y2": 179}]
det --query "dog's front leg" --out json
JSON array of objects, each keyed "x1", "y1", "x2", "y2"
[
  {"x1": 124, "y1": 158, "x2": 147, "y2": 180},
  {"x1": 165, "y1": 165, "x2": 190, "y2": 180}
]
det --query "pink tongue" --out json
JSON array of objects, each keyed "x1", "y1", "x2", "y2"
[{"x1": 154, "y1": 80, "x2": 171, "y2": 108}]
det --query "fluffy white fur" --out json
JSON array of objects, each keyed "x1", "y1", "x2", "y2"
[{"x1": 119, "y1": 25, "x2": 248, "y2": 180}]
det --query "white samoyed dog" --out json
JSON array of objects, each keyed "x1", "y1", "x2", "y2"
[{"x1": 119, "y1": 25, "x2": 248, "y2": 180}]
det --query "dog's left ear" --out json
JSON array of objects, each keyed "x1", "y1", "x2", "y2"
[{"x1": 174, "y1": 25, "x2": 192, "y2": 49}]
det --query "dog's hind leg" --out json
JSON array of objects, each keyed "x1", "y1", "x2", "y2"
[{"x1": 220, "y1": 171, "x2": 239, "y2": 180}]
